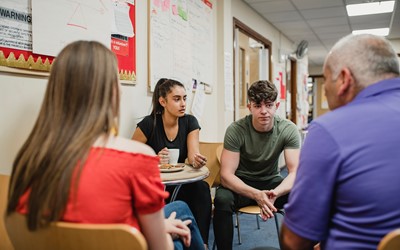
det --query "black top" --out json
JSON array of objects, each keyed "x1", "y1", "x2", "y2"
[{"x1": 137, "y1": 114, "x2": 200, "y2": 163}]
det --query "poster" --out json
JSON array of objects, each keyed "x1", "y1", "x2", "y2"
[{"x1": 0, "y1": 0, "x2": 136, "y2": 82}]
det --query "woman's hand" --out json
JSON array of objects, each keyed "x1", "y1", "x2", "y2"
[
  {"x1": 164, "y1": 212, "x2": 192, "y2": 247},
  {"x1": 158, "y1": 147, "x2": 170, "y2": 164},
  {"x1": 192, "y1": 153, "x2": 207, "y2": 169}
]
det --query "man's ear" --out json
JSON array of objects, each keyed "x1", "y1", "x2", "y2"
[
  {"x1": 275, "y1": 101, "x2": 280, "y2": 109},
  {"x1": 337, "y1": 68, "x2": 354, "y2": 97},
  {"x1": 247, "y1": 103, "x2": 251, "y2": 111}
]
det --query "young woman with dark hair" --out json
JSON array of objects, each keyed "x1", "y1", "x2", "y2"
[{"x1": 132, "y1": 78, "x2": 212, "y2": 247}]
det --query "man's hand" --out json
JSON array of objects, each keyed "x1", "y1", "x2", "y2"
[
  {"x1": 164, "y1": 212, "x2": 192, "y2": 247},
  {"x1": 254, "y1": 190, "x2": 277, "y2": 220},
  {"x1": 265, "y1": 189, "x2": 277, "y2": 203}
]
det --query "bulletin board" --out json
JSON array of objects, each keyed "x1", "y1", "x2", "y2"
[
  {"x1": 148, "y1": 0, "x2": 215, "y2": 91},
  {"x1": 0, "y1": 0, "x2": 136, "y2": 83}
]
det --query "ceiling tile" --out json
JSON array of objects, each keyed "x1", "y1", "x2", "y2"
[
  {"x1": 273, "y1": 21, "x2": 309, "y2": 31},
  {"x1": 261, "y1": 11, "x2": 303, "y2": 22},
  {"x1": 307, "y1": 17, "x2": 348, "y2": 28},
  {"x1": 291, "y1": 0, "x2": 343, "y2": 10},
  {"x1": 242, "y1": 0, "x2": 400, "y2": 67},
  {"x1": 244, "y1": 0, "x2": 277, "y2": 3},
  {"x1": 313, "y1": 25, "x2": 351, "y2": 35},
  {"x1": 351, "y1": 21, "x2": 392, "y2": 30},
  {"x1": 289, "y1": 34, "x2": 319, "y2": 42},
  {"x1": 317, "y1": 31, "x2": 350, "y2": 40},
  {"x1": 300, "y1": 6, "x2": 347, "y2": 19},
  {"x1": 249, "y1": 0, "x2": 295, "y2": 13}
]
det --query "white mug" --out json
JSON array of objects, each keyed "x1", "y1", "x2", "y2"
[{"x1": 168, "y1": 148, "x2": 180, "y2": 164}]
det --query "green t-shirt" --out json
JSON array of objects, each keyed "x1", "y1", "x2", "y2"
[{"x1": 224, "y1": 115, "x2": 300, "y2": 181}]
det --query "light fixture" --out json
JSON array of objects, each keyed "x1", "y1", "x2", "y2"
[
  {"x1": 352, "y1": 28, "x2": 390, "y2": 36},
  {"x1": 346, "y1": 1, "x2": 395, "y2": 16}
]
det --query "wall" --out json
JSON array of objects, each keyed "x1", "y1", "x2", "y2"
[
  {"x1": 390, "y1": 38, "x2": 400, "y2": 52},
  {"x1": 314, "y1": 77, "x2": 329, "y2": 117},
  {"x1": 309, "y1": 66, "x2": 323, "y2": 76},
  {"x1": 0, "y1": 0, "x2": 297, "y2": 174}
]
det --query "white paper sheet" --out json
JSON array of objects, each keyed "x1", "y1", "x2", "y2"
[{"x1": 32, "y1": 0, "x2": 112, "y2": 56}]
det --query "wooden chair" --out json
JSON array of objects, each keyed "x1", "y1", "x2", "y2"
[
  {"x1": 235, "y1": 205, "x2": 284, "y2": 245},
  {"x1": 0, "y1": 173, "x2": 14, "y2": 250},
  {"x1": 200, "y1": 142, "x2": 223, "y2": 188},
  {"x1": 5, "y1": 212, "x2": 148, "y2": 250},
  {"x1": 378, "y1": 229, "x2": 400, "y2": 250},
  {"x1": 214, "y1": 147, "x2": 284, "y2": 246}
]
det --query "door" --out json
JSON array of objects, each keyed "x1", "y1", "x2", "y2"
[{"x1": 233, "y1": 18, "x2": 271, "y2": 121}]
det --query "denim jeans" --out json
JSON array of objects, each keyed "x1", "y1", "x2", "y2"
[
  {"x1": 166, "y1": 180, "x2": 212, "y2": 243},
  {"x1": 164, "y1": 201, "x2": 204, "y2": 250}
]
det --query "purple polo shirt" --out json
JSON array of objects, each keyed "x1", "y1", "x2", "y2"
[{"x1": 284, "y1": 78, "x2": 400, "y2": 249}]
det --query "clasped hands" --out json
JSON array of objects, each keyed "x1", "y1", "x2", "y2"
[{"x1": 254, "y1": 189, "x2": 278, "y2": 221}]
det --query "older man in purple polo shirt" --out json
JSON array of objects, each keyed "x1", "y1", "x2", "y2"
[{"x1": 281, "y1": 34, "x2": 400, "y2": 250}]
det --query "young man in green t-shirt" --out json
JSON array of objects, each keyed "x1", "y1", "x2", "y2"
[{"x1": 213, "y1": 80, "x2": 300, "y2": 250}]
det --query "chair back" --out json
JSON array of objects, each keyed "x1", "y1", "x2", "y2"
[
  {"x1": 378, "y1": 229, "x2": 400, "y2": 250},
  {"x1": 200, "y1": 142, "x2": 223, "y2": 188},
  {"x1": 216, "y1": 144, "x2": 223, "y2": 164},
  {"x1": 5, "y1": 212, "x2": 147, "y2": 250},
  {"x1": 0, "y1": 173, "x2": 14, "y2": 250}
]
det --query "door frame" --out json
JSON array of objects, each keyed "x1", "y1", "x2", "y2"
[{"x1": 233, "y1": 17, "x2": 272, "y2": 121}]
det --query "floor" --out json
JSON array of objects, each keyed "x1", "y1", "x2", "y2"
[{"x1": 208, "y1": 212, "x2": 283, "y2": 250}]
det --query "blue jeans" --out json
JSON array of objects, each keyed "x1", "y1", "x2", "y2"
[{"x1": 164, "y1": 201, "x2": 204, "y2": 250}]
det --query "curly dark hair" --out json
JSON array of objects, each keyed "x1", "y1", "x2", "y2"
[{"x1": 247, "y1": 80, "x2": 278, "y2": 104}]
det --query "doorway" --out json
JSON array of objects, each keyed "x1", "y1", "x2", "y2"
[
  {"x1": 285, "y1": 58, "x2": 297, "y2": 124},
  {"x1": 233, "y1": 18, "x2": 272, "y2": 121}
]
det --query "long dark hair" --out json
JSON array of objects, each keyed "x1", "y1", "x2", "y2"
[
  {"x1": 150, "y1": 79, "x2": 185, "y2": 136},
  {"x1": 151, "y1": 78, "x2": 185, "y2": 116},
  {"x1": 7, "y1": 41, "x2": 119, "y2": 230}
]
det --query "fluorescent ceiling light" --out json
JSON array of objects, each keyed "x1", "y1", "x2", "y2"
[
  {"x1": 346, "y1": 1, "x2": 395, "y2": 16},
  {"x1": 352, "y1": 28, "x2": 390, "y2": 36}
]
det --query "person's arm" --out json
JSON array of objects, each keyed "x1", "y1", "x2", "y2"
[
  {"x1": 138, "y1": 210, "x2": 174, "y2": 250},
  {"x1": 280, "y1": 223, "x2": 317, "y2": 250},
  {"x1": 132, "y1": 127, "x2": 148, "y2": 143},
  {"x1": 220, "y1": 148, "x2": 276, "y2": 219},
  {"x1": 271, "y1": 148, "x2": 300, "y2": 197},
  {"x1": 132, "y1": 127, "x2": 169, "y2": 164},
  {"x1": 187, "y1": 129, "x2": 207, "y2": 168}
]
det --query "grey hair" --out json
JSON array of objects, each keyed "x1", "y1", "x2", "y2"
[{"x1": 325, "y1": 34, "x2": 399, "y2": 88}]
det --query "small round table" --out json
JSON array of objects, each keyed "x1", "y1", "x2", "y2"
[{"x1": 161, "y1": 165, "x2": 209, "y2": 202}]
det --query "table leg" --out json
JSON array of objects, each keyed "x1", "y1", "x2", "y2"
[{"x1": 170, "y1": 184, "x2": 182, "y2": 202}]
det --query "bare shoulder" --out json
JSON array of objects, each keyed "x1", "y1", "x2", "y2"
[{"x1": 104, "y1": 136, "x2": 156, "y2": 156}]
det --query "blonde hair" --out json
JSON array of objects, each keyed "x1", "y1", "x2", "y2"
[{"x1": 7, "y1": 41, "x2": 120, "y2": 230}]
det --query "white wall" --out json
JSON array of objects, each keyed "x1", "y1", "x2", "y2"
[
  {"x1": 0, "y1": 73, "x2": 47, "y2": 174},
  {"x1": 0, "y1": 0, "x2": 297, "y2": 174},
  {"x1": 390, "y1": 38, "x2": 400, "y2": 52}
]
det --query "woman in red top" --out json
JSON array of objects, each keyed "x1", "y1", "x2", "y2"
[{"x1": 6, "y1": 41, "x2": 203, "y2": 250}]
